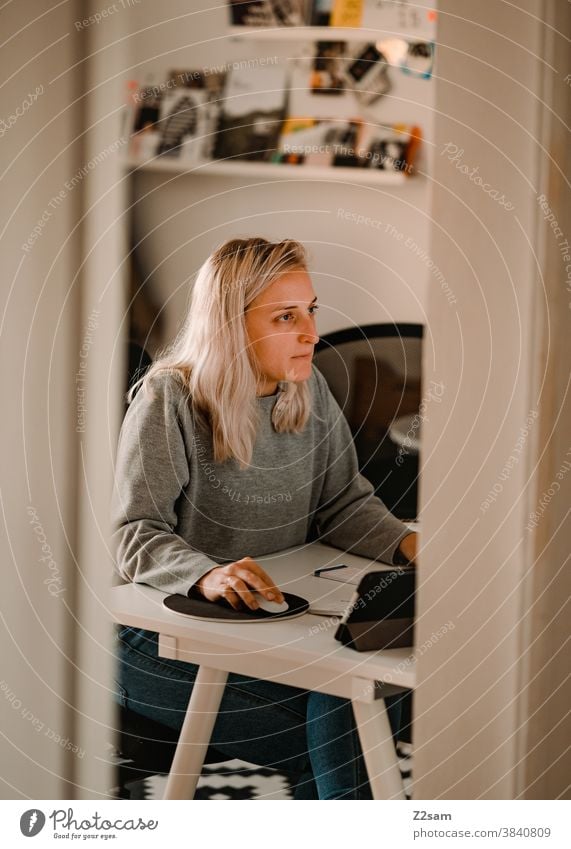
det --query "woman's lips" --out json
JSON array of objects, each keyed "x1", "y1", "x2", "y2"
[{"x1": 293, "y1": 353, "x2": 313, "y2": 359}]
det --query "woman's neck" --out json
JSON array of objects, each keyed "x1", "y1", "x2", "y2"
[{"x1": 256, "y1": 379, "x2": 279, "y2": 397}]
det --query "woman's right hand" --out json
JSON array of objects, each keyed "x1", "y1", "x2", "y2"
[{"x1": 194, "y1": 557, "x2": 285, "y2": 611}]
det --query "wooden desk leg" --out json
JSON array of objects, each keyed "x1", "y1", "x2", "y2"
[
  {"x1": 352, "y1": 697, "x2": 406, "y2": 800},
  {"x1": 164, "y1": 665, "x2": 228, "y2": 800}
]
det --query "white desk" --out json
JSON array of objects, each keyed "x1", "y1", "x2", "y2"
[{"x1": 109, "y1": 542, "x2": 415, "y2": 800}]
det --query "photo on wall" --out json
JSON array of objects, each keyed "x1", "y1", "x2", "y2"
[
  {"x1": 344, "y1": 43, "x2": 391, "y2": 106},
  {"x1": 213, "y1": 64, "x2": 289, "y2": 162},
  {"x1": 309, "y1": 0, "x2": 364, "y2": 27},
  {"x1": 156, "y1": 74, "x2": 208, "y2": 159},
  {"x1": 274, "y1": 116, "x2": 421, "y2": 174},
  {"x1": 359, "y1": 123, "x2": 422, "y2": 173},
  {"x1": 362, "y1": 0, "x2": 437, "y2": 37},
  {"x1": 127, "y1": 80, "x2": 164, "y2": 161},
  {"x1": 310, "y1": 41, "x2": 347, "y2": 95},
  {"x1": 227, "y1": 0, "x2": 309, "y2": 26},
  {"x1": 274, "y1": 117, "x2": 363, "y2": 167},
  {"x1": 128, "y1": 70, "x2": 225, "y2": 163},
  {"x1": 400, "y1": 41, "x2": 435, "y2": 79}
]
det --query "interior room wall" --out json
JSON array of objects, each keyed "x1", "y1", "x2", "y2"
[
  {"x1": 0, "y1": 1, "x2": 84, "y2": 798},
  {"x1": 517, "y1": 0, "x2": 571, "y2": 799},
  {"x1": 1, "y1": 0, "x2": 128, "y2": 799},
  {"x1": 73, "y1": 5, "x2": 130, "y2": 800},
  {"x1": 414, "y1": 0, "x2": 570, "y2": 799},
  {"x1": 123, "y1": 0, "x2": 436, "y2": 348}
]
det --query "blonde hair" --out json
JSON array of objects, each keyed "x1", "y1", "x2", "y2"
[{"x1": 130, "y1": 237, "x2": 312, "y2": 468}]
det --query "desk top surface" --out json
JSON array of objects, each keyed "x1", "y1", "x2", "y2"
[{"x1": 109, "y1": 543, "x2": 416, "y2": 689}]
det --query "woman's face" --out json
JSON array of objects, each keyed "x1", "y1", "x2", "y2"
[{"x1": 245, "y1": 269, "x2": 319, "y2": 396}]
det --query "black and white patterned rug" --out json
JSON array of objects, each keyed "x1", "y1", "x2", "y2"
[{"x1": 123, "y1": 742, "x2": 412, "y2": 800}]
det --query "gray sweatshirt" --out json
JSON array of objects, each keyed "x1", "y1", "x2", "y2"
[{"x1": 111, "y1": 366, "x2": 410, "y2": 596}]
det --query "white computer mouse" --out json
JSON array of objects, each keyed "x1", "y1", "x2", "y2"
[{"x1": 253, "y1": 593, "x2": 289, "y2": 614}]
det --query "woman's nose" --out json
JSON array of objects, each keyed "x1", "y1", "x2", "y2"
[
  {"x1": 299, "y1": 315, "x2": 319, "y2": 345},
  {"x1": 299, "y1": 320, "x2": 319, "y2": 344}
]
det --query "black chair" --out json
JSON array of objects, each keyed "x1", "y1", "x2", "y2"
[
  {"x1": 113, "y1": 704, "x2": 229, "y2": 799},
  {"x1": 313, "y1": 322, "x2": 423, "y2": 521}
]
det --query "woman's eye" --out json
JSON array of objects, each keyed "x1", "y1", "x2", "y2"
[{"x1": 277, "y1": 305, "x2": 318, "y2": 322}]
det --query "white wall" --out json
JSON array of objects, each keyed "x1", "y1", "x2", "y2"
[
  {"x1": 124, "y1": 0, "x2": 436, "y2": 345},
  {"x1": 414, "y1": 0, "x2": 570, "y2": 799},
  {"x1": 74, "y1": 3, "x2": 129, "y2": 800},
  {"x1": 0, "y1": 0, "x2": 84, "y2": 798},
  {"x1": 517, "y1": 0, "x2": 571, "y2": 799},
  {"x1": 0, "y1": 0, "x2": 127, "y2": 799}
]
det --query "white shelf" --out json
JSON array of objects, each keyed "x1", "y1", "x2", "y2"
[
  {"x1": 124, "y1": 155, "x2": 409, "y2": 185},
  {"x1": 227, "y1": 25, "x2": 418, "y2": 42}
]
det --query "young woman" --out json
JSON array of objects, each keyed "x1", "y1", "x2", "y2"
[{"x1": 111, "y1": 236, "x2": 417, "y2": 800}]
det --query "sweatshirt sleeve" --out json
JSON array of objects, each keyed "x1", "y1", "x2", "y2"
[
  {"x1": 312, "y1": 367, "x2": 411, "y2": 565},
  {"x1": 110, "y1": 372, "x2": 219, "y2": 596}
]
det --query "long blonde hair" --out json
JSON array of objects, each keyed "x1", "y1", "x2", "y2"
[{"x1": 130, "y1": 237, "x2": 312, "y2": 468}]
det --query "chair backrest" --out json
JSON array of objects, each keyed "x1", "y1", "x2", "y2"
[
  {"x1": 127, "y1": 341, "x2": 153, "y2": 400},
  {"x1": 313, "y1": 323, "x2": 423, "y2": 520}
]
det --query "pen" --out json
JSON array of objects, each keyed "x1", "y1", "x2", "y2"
[{"x1": 314, "y1": 564, "x2": 348, "y2": 576}]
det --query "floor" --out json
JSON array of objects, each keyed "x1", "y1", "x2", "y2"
[{"x1": 124, "y1": 741, "x2": 413, "y2": 800}]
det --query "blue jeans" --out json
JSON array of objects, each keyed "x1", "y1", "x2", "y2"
[{"x1": 114, "y1": 626, "x2": 404, "y2": 800}]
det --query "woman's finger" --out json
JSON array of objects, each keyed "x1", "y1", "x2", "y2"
[
  {"x1": 222, "y1": 585, "x2": 243, "y2": 611},
  {"x1": 233, "y1": 569, "x2": 284, "y2": 603},
  {"x1": 233, "y1": 559, "x2": 285, "y2": 602},
  {"x1": 226, "y1": 576, "x2": 259, "y2": 610}
]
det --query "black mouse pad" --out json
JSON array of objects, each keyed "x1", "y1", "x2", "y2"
[{"x1": 163, "y1": 591, "x2": 310, "y2": 623}]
